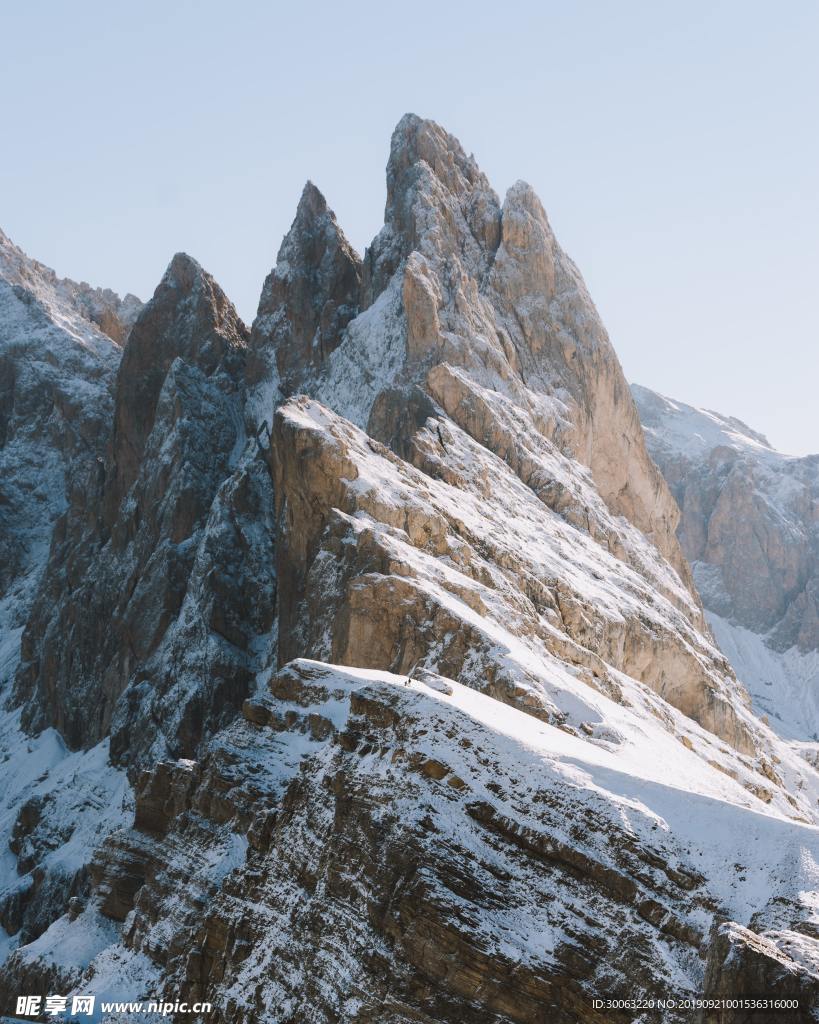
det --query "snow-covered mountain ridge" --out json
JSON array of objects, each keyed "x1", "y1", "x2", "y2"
[
  {"x1": 634, "y1": 384, "x2": 819, "y2": 745},
  {"x1": 0, "y1": 230, "x2": 139, "y2": 974},
  {"x1": 1, "y1": 119, "x2": 819, "y2": 1021}
]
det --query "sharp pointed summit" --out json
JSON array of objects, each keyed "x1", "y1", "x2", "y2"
[
  {"x1": 3, "y1": 116, "x2": 819, "y2": 1019},
  {"x1": 248, "y1": 180, "x2": 362, "y2": 397}
]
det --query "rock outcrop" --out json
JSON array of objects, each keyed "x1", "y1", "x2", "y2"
[
  {"x1": 700, "y1": 922, "x2": 819, "y2": 1023},
  {"x1": 270, "y1": 397, "x2": 769, "y2": 762},
  {"x1": 312, "y1": 116, "x2": 690, "y2": 589},
  {"x1": 21, "y1": 659, "x2": 819, "y2": 1024},
  {"x1": 14, "y1": 254, "x2": 276, "y2": 766},
  {"x1": 247, "y1": 181, "x2": 362, "y2": 401}
]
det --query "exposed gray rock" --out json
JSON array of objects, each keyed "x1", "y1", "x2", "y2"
[
  {"x1": 700, "y1": 921, "x2": 819, "y2": 1023},
  {"x1": 247, "y1": 181, "x2": 361, "y2": 400},
  {"x1": 14, "y1": 254, "x2": 276, "y2": 768},
  {"x1": 0, "y1": 230, "x2": 125, "y2": 639}
]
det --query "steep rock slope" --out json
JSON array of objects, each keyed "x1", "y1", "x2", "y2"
[
  {"x1": 19, "y1": 659, "x2": 819, "y2": 1023},
  {"x1": 248, "y1": 181, "x2": 362, "y2": 401},
  {"x1": 15, "y1": 254, "x2": 277, "y2": 767},
  {"x1": 2, "y1": 251, "x2": 276, "y2": 965},
  {"x1": 258, "y1": 116, "x2": 757, "y2": 756},
  {"x1": 259, "y1": 116, "x2": 691, "y2": 595},
  {"x1": 0, "y1": 232, "x2": 138, "y2": 961},
  {"x1": 633, "y1": 385, "x2": 819, "y2": 742},
  {"x1": 4, "y1": 118, "x2": 819, "y2": 1021},
  {"x1": 0, "y1": 229, "x2": 136, "y2": 637}
]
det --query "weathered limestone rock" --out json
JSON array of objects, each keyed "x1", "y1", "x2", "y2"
[
  {"x1": 15, "y1": 255, "x2": 276, "y2": 766},
  {"x1": 247, "y1": 181, "x2": 361, "y2": 398},
  {"x1": 247, "y1": 117, "x2": 693, "y2": 601},
  {"x1": 269, "y1": 395, "x2": 777, "y2": 767},
  {"x1": 76, "y1": 662, "x2": 726, "y2": 1023},
  {"x1": 700, "y1": 922, "x2": 819, "y2": 1023}
]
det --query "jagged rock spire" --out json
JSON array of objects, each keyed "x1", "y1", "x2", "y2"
[
  {"x1": 248, "y1": 181, "x2": 362, "y2": 396},
  {"x1": 362, "y1": 114, "x2": 502, "y2": 303},
  {"x1": 107, "y1": 252, "x2": 247, "y2": 523},
  {"x1": 17, "y1": 248, "x2": 261, "y2": 761},
  {"x1": 295, "y1": 115, "x2": 695, "y2": 608}
]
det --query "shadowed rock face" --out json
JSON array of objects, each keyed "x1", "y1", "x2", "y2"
[
  {"x1": 15, "y1": 255, "x2": 277, "y2": 765},
  {"x1": 0, "y1": 232, "x2": 139, "y2": 956},
  {"x1": 247, "y1": 182, "x2": 362, "y2": 398},
  {"x1": 700, "y1": 922, "x2": 819, "y2": 1024},
  {"x1": 106, "y1": 253, "x2": 248, "y2": 530},
  {"x1": 0, "y1": 231, "x2": 130, "y2": 633}
]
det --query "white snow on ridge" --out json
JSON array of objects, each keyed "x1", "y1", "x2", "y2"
[
  {"x1": 632, "y1": 383, "x2": 781, "y2": 460},
  {"x1": 253, "y1": 662, "x2": 819, "y2": 936},
  {"x1": 0, "y1": 227, "x2": 140, "y2": 355},
  {"x1": 276, "y1": 398, "x2": 819, "y2": 829},
  {"x1": 0, "y1": 229, "x2": 136, "y2": 969},
  {"x1": 33, "y1": 657, "x2": 819, "y2": 1011}
]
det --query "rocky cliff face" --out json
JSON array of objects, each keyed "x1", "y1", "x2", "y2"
[
  {"x1": 307, "y1": 116, "x2": 691, "y2": 590},
  {"x1": 2, "y1": 119, "x2": 819, "y2": 1021},
  {"x1": 0, "y1": 231, "x2": 138, "y2": 960},
  {"x1": 634, "y1": 385, "x2": 819, "y2": 743},
  {"x1": 0, "y1": 229, "x2": 136, "y2": 638},
  {"x1": 15, "y1": 253, "x2": 277, "y2": 766},
  {"x1": 248, "y1": 181, "x2": 362, "y2": 400},
  {"x1": 15, "y1": 659, "x2": 819, "y2": 1023}
]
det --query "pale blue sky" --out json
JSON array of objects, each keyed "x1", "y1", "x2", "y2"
[{"x1": 1, "y1": 0, "x2": 816, "y2": 453}]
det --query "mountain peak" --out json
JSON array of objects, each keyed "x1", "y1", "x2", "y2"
[
  {"x1": 247, "y1": 182, "x2": 362, "y2": 397},
  {"x1": 359, "y1": 115, "x2": 501, "y2": 303},
  {"x1": 7, "y1": 115, "x2": 819, "y2": 1018},
  {"x1": 107, "y1": 256, "x2": 246, "y2": 522},
  {"x1": 164, "y1": 251, "x2": 207, "y2": 291},
  {"x1": 387, "y1": 114, "x2": 492, "y2": 204},
  {"x1": 297, "y1": 179, "x2": 329, "y2": 217},
  {"x1": 632, "y1": 384, "x2": 775, "y2": 457}
]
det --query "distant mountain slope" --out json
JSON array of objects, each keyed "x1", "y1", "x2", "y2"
[
  {"x1": 633, "y1": 384, "x2": 819, "y2": 741},
  {"x1": 0, "y1": 228, "x2": 140, "y2": 632},
  {"x1": 0, "y1": 229, "x2": 141, "y2": 345},
  {"x1": 0, "y1": 231, "x2": 140, "y2": 961}
]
